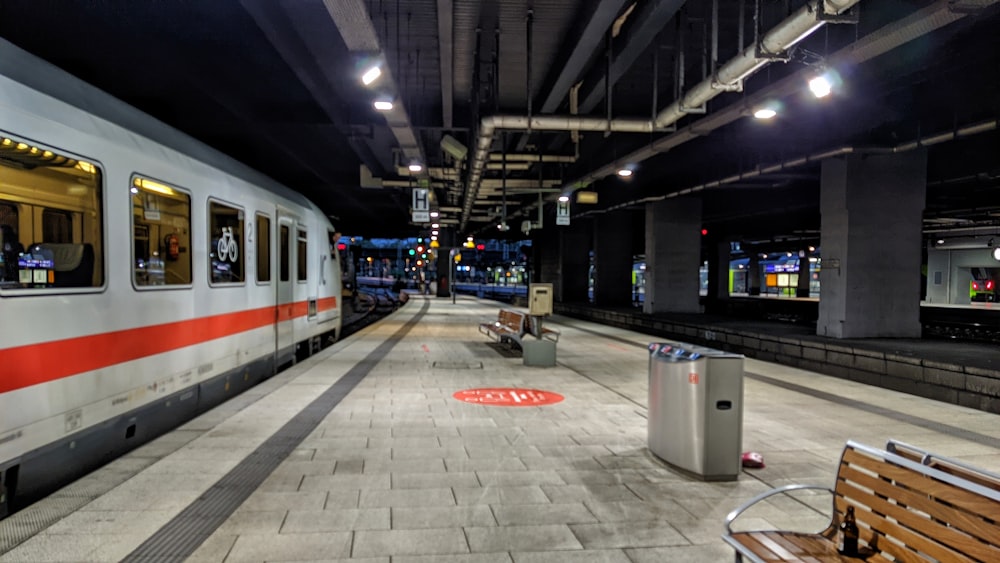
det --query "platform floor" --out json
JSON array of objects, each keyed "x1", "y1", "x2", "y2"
[{"x1": 2, "y1": 295, "x2": 999, "y2": 562}]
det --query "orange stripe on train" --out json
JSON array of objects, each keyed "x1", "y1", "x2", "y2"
[{"x1": 1, "y1": 297, "x2": 336, "y2": 394}]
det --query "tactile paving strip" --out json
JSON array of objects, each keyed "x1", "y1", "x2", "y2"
[{"x1": 121, "y1": 301, "x2": 428, "y2": 562}]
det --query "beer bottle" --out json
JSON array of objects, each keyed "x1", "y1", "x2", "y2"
[{"x1": 838, "y1": 505, "x2": 859, "y2": 556}]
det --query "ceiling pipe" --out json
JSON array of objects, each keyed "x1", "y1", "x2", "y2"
[
  {"x1": 551, "y1": 0, "x2": 993, "y2": 206},
  {"x1": 571, "y1": 118, "x2": 999, "y2": 217},
  {"x1": 459, "y1": 0, "x2": 861, "y2": 231},
  {"x1": 653, "y1": 0, "x2": 860, "y2": 129},
  {"x1": 489, "y1": 153, "x2": 576, "y2": 163}
]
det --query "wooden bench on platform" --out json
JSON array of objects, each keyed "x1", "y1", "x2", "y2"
[
  {"x1": 723, "y1": 439, "x2": 1000, "y2": 562},
  {"x1": 478, "y1": 309, "x2": 528, "y2": 347}
]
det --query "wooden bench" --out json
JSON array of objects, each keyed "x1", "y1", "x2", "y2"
[
  {"x1": 723, "y1": 440, "x2": 1000, "y2": 562},
  {"x1": 524, "y1": 314, "x2": 560, "y2": 343},
  {"x1": 478, "y1": 309, "x2": 527, "y2": 347}
]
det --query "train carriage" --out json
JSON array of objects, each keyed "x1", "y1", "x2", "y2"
[{"x1": 0, "y1": 39, "x2": 341, "y2": 517}]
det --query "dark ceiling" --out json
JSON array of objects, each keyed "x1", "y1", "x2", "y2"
[{"x1": 1, "y1": 0, "x2": 997, "y2": 242}]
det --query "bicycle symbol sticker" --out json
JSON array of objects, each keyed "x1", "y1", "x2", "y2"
[{"x1": 216, "y1": 226, "x2": 239, "y2": 262}]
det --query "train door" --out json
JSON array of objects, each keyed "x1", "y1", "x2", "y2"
[{"x1": 276, "y1": 213, "x2": 294, "y2": 365}]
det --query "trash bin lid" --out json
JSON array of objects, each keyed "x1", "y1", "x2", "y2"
[{"x1": 648, "y1": 343, "x2": 701, "y2": 361}]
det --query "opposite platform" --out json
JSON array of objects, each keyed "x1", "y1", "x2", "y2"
[{"x1": 2, "y1": 295, "x2": 999, "y2": 562}]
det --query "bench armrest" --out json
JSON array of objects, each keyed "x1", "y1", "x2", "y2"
[{"x1": 724, "y1": 483, "x2": 833, "y2": 535}]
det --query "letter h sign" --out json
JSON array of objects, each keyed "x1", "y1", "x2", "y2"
[{"x1": 412, "y1": 188, "x2": 430, "y2": 223}]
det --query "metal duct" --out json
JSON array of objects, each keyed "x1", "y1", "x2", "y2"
[
  {"x1": 553, "y1": 0, "x2": 996, "y2": 208},
  {"x1": 459, "y1": 0, "x2": 862, "y2": 231}
]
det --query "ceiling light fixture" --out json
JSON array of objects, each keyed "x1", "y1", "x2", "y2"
[
  {"x1": 617, "y1": 168, "x2": 633, "y2": 177},
  {"x1": 558, "y1": 195, "x2": 570, "y2": 202},
  {"x1": 808, "y1": 75, "x2": 832, "y2": 98},
  {"x1": 430, "y1": 211, "x2": 440, "y2": 218},
  {"x1": 361, "y1": 65, "x2": 381, "y2": 86},
  {"x1": 408, "y1": 163, "x2": 423, "y2": 173},
  {"x1": 754, "y1": 108, "x2": 777, "y2": 119},
  {"x1": 373, "y1": 99, "x2": 393, "y2": 111}
]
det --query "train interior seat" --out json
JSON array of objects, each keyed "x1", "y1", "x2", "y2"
[{"x1": 31, "y1": 243, "x2": 94, "y2": 287}]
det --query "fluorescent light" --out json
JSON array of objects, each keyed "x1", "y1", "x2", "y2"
[
  {"x1": 754, "y1": 108, "x2": 777, "y2": 119},
  {"x1": 361, "y1": 66, "x2": 381, "y2": 85},
  {"x1": 408, "y1": 163, "x2": 423, "y2": 173},
  {"x1": 431, "y1": 230, "x2": 439, "y2": 236},
  {"x1": 809, "y1": 75, "x2": 832, "y2": 98},
  {"x1": 558, "y1": 195, "x2": 570, "y2": 202},
  {"x1": 373, "y1": 100, "x2": 393, "y2": 111},
  {"x1": 431, "y1": 223, "x2": 439, "y2": 228},
  {"x1": 617, "y1": 168, "x2": 633, "y2": 177},
  {"x1": 430, "y1": 211, "x2": 440, "y2": 218}
]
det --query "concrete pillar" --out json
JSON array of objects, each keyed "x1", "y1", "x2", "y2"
[
  {"x1": 747, "y1": 253, "x2": 761, "y2": 296},
  {"x1": 560, "y1": 221, "x2": 591, "y2": 303},
  {"x1": 704, "y1": 239, "x2": 732, "y2": 314},
  {"x1": 435, "y1": 229, "x2": 456, "y2": 297},
  {"x1": 796, "y1": 249, "x2": 811, "y2": 298},
  {"x1": 644, "y1": 198, "x2": 702, "y2": 314},
  {"x1": 594, "y1": 212, "x2": 632, "y2": 307},
  {"x1": 534, "y1": 227, "x2": 560, "y2": 288},
  {"x1": 817, "y1": 150, "x2": 926, "y2": 338}
]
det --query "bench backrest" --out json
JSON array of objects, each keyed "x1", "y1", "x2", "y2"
[
  {"x1": 835, "y1": 441, "x2": 1000, "y2": 562},
  {"x1": 887, "y1": 439, "x2": 1000, "y2": 493},
  {"x1": 498, "y1": 309, "x2": 526, "y2": 333}
]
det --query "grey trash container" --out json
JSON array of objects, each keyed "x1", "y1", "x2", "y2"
[{"x1": 647, "y1": 341, "x2": 744, "y2": 481}]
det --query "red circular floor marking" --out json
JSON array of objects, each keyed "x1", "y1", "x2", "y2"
[{"x1": 453, "y1": 387, "x2": 564, "y2": 406}]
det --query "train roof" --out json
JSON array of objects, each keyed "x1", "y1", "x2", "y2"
[{"x1": 0, "y1": 38, "x2": 315, "y2": 214}]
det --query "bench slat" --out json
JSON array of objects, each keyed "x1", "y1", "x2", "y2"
[
  {"x1": 837, "y1": 462, "x2": 1000, "y2": 554},
  {"x1": 725, "y1": 442, "x2": 1000, "y2": 563}
]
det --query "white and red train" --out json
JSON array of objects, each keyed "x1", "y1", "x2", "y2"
[{"x1": 0, "y1": 39, "x2": 342, "y2": 517}]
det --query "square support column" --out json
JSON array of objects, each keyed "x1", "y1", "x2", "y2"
[
  {"x1": 559, "y1": 221, "x2": 591, "y2": 303},
  {"x1": 817, "y1": 150, "x2": 926, "y2": 338},
  {"x1": 594, "y1": 213, "x2": 633, "y2": 307},
  {"x1": 644, "y1": 198, "x2": 702, "y2": 314}
]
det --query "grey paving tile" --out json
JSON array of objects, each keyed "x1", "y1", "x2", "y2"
[
  {"x1": 492, "y1": 503, "x2": 597, "y2": 526},
  {"x1": 215, "y1": 510, "x2": 286, "y2": 534},
  {"x1": 393, "y1": 554, "x2": 512, "y2": 563},
  {"x1": 225, "y1": 532, "x2": 353, "y2": 561},
  {"x1": 466, "y1": 524, "x2": 583, "y2": 552},
  {"x1": 359, "y1": 487, "x2": 457, "y2": 508},
  {"x1": 353, "y1": 528, "x2": 469, "y2": 557},
  {"x1": 392, "y1": 505, "x2": 497, "y2": 529},
  {"x1": 512, "y1": 549, "x2": 632, "y2": 563},
  {"x1": 445, "y1": 457, "x2": 528, "y2": 472},
  {"x1": 583, "y1": 499, "x2": 692, "y2": 523},
  {"x1": 520, "y1": 457, "x2": 605, "y2": 471},
  {"x1": 393, "y1": 471, "x2": 481, "y2": 489},
  {"x1": 393, "y1": 446, "x2": 470, "y2": 459},
  {"x1": 282, "y1": 508, "x2": 390, "y2": 532},
  {"x1": 626, "y1": 543, "x2": 736, "y2": 563},
  {"x1": 453, "y1": 485, "x2": 551, "y2": 505},
  {"x1": 185, "y1": 533, "x2": 239, "y2": 563},
  {"x1": 569, "y1": 520, "x2": 690, "y2": 549},
  {"x1": 476, "y1": 470, "x2": 565, "y2": 487},
  {"x1": 298, "y1": 473, "x2": 392, "y2": 492},
  {"x1": 541, "y1": 484, "x2": 642, "y2": 503}
]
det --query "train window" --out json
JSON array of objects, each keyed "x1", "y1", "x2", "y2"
[
  {"x1": 209, "y1": 200, "x2": 245, "y2": 284},
  {"x1": 42, "y1": 209, "x2": 72, "y2": 243},
  {"x1": 131, "y1": 176, "x2": 192, "y2": 287},
  {"x1": 279, "y1": 225, "x2": 290, "y2": 282},
  {"x1": 297, "y1": 229, "x2": 307, "y2": 282},
  {"x1": 0, "y1": 135, "x2": 104, "y2": 291},
  {"x1": 256, "y1": 213, "x2": 271, "y2": 283}
]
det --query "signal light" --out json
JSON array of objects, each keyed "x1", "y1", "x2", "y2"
[
  {"x1": 701, "y1": 229, "x2": 708, "y2": 236},
  {"x1": 337, "y1": 243, "x2": 347, "y2": 250},
  {"x1": 987, "y1": 280, "x2": 995, "y2": 290},
  {"x1": 408, "y1": 249, "x2": 415, "y2": 256},
  {"x1": 476, "y1": 244, "x2": 485, "y2": 251},
  {"x1": 417, "y1": 245, "x2": 425, "y2": 253}
]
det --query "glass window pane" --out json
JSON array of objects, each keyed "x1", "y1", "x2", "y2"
[
  {"x1": 256, "y1": 214, "x2": 270, "y2": 283},
  {"x1": 0, "y1": 135, "x2": 104, "y2": 290},
  {"x1": 132, "y1": 177, "x2": 192, "y2": 286},
  {"x1": 297, "y1": 229, "x2": 307, "y2": 281},
  {"x1": 209, "y1": 201, "x2": 245, "y2": 284},
  {"x1": 279, "y1": 225, "x2": 290, "y2": 282}
]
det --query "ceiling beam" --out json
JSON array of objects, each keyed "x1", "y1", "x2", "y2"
[{"x1": 437, "y1": 0, "x2": 454, "y2": 129}]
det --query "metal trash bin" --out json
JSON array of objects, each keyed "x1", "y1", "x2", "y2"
[{"x1": 647, "y1": 341, "x2": 744, "y2": 481}]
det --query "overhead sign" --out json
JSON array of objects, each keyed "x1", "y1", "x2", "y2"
[
  {"x1": 556, "y1": 200, "x2": 570, "y2": 225},
  {"x1": 576, "y1": 191, "x2": 598, "y2": 204},
  {"x1": 412, "y1": 187, "x2": 430, "y2": 223}
]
